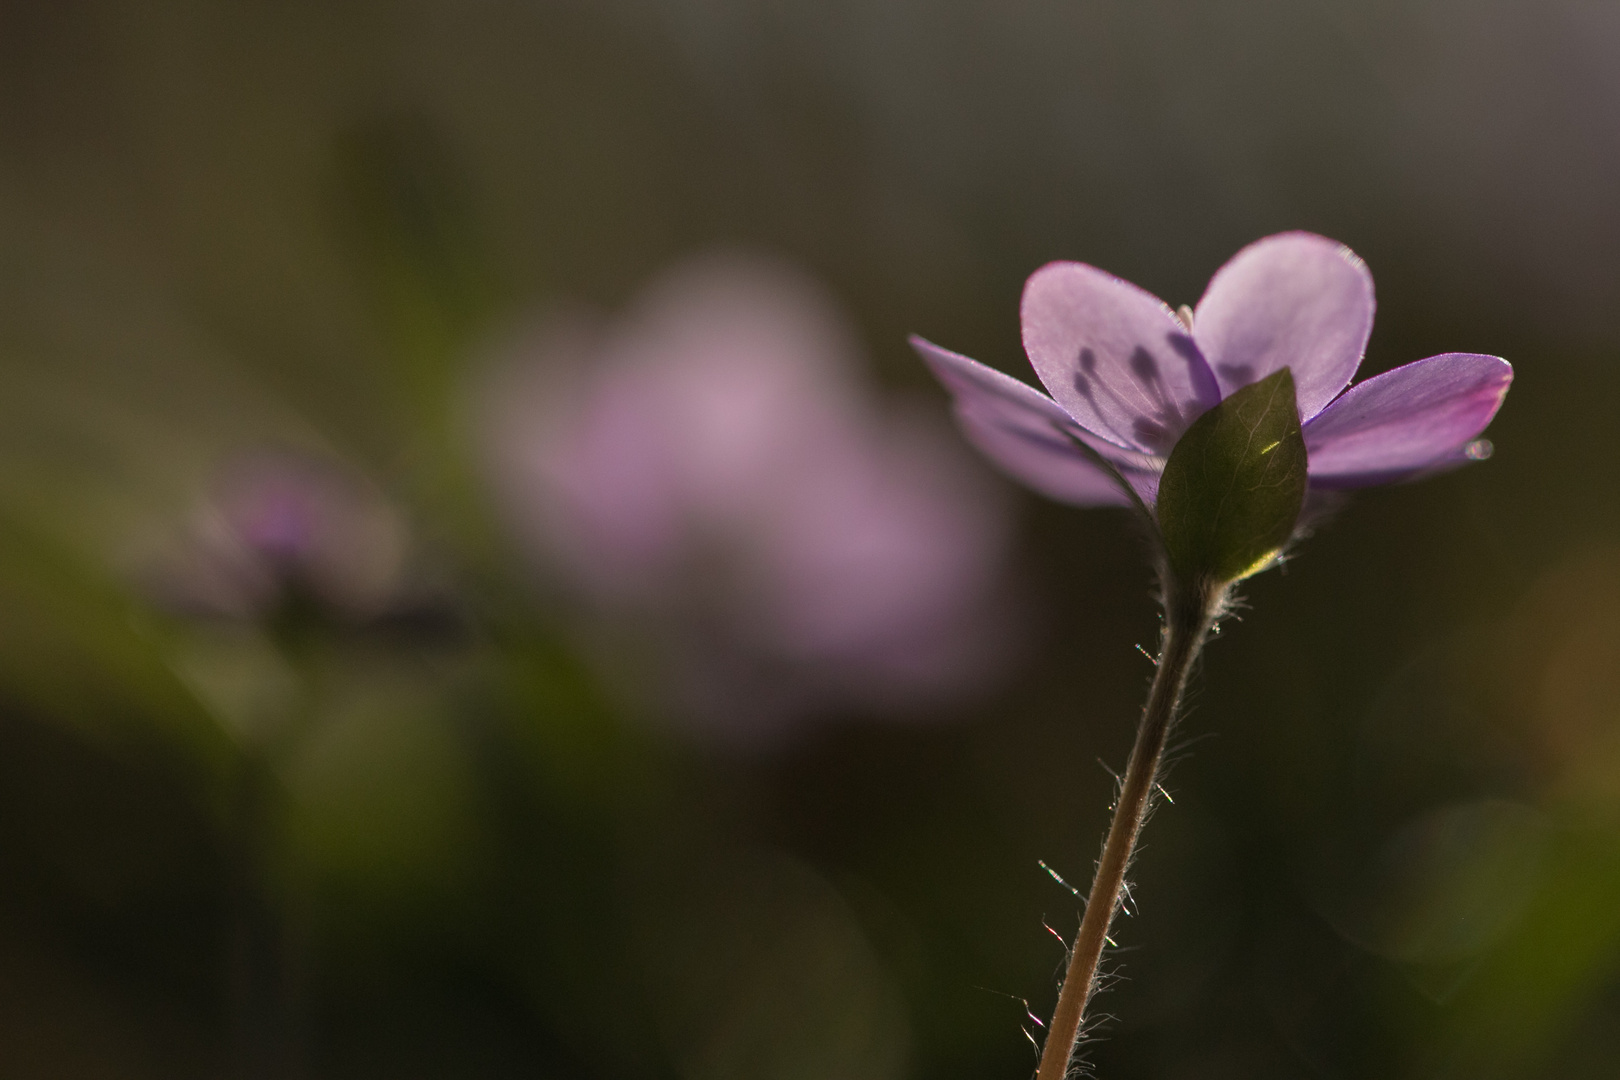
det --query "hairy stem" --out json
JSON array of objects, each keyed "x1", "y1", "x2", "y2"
[{"x1": 1035, "y1": 575, "x2": 1223, "y2": 1080}]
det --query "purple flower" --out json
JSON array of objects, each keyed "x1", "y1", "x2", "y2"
[
  {"x1": 149, "y1": 450, "x2": 409, "y2": 621},
  {"x1": 475, "y1": 253, "x2": 1017, "y2": 746},
  {"x1": 911, "y1": 232, "x2": 1512, "y2": 509}
]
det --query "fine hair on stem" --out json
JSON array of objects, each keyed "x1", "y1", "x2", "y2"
[{"x1": 1033, "y1": 568, "x2": 1228, "y2": 1080}]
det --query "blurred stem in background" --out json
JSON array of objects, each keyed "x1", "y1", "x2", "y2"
[
  {"x1": 221, "y1": 599, "x2": 339, "y2": 1080},
  {"x1": 225, "y1": 748, "x2": 305, "y2": 1080}
]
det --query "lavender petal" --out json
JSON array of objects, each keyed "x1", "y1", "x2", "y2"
[
  {"x1": 912, "y1": 336, "x2": 1159, "y2": 506},
  {"x1": 1303, "y1": 353, "x2": 1513, "y2": 487},
  {"x1": 955, "y1": 410, "x2": 1138, "y2": 506},
  {"x1": 1020, "y1": 262, "x2": 1222, "y2": 456},
  {"x1": 1193, "y1": 232, "x2": 1375, "y2": 421}
]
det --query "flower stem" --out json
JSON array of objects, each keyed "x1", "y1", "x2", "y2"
[{"x1": 1035, "y1": 575, "x2": 1224, "y2": 1080}]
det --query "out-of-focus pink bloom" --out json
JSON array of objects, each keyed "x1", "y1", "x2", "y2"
[
  {"x1": 150, "y1": 450, "x2": 408, "y2": 621},
  {"x1": 477, "y1": 254, "x2": 1015, "y2": 745}
]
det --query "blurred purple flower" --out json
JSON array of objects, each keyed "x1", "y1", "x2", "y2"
[
  {"x1": 912, "y1": 232, "x2": 1513, "y2": 508},
  {"x1": 477, "y1": 253, "x2": 1015, "y2": 744},
  {"x1": 151, "y1": 450, "x2": 408, "y2": 621}
]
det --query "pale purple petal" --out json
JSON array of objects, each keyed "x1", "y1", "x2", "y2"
[
  {"x1": 955, "y1": 410, "x2": 1150, "y2": 506},
  {"x1": 1021, "y1": 262, "x2": 1221, "y2": 455},
  {"x1": 1193, "y1": 232, "x2": 1375, "y2": 420},
  {"x1": 744, "y1": 413, "x2": 1008, "y2": 666},
  {"x1": 911, "y1": 336, "x2": 1164, "y2": 470},
  {"x1": 913, "y1": 334, "x2": 1077, "y2": 434},
  {"x1": 1303, "y1": 353, "x2": 1512, "y2": 487},
  {"x1": 912, "y1": 335, "x2": 1158, "y2": 506}
]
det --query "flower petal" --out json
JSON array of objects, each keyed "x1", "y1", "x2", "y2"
[
  {"x1": 1021, "y1": 262, "x2": 1222, "y2": 455},
  {"x1": 955, "y1": 410, "x2": 1141, "y2": 506},
  {"x1": 1303, "y1": 353, "x2": 1512, "y2": 487},
  {"x1": 914, "y1": 334, "x2": 1079, "y2": 433},
  {"x1": 912, "y1": 336, "x2": 1161, "y2": 467},
  {"x1": 1193, "y1": 232, "x2": 1375, "y2": 421},
  {"x1": 911, "y1": 335, "x2": 1156, "y2": 506}
]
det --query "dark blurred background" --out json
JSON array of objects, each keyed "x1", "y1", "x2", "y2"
[{"x1": 2, "y1": 2, "x2": 1619, "y2": 1078}]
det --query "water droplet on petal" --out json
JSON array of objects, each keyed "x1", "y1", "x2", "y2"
[{"x1": 1465, "y1": 439, "x2": 1494, "y2": 461}]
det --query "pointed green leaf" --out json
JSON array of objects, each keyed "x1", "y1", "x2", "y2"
[{"x1": 1156, "y1": 368, "x2": 1308, "y2": 583}]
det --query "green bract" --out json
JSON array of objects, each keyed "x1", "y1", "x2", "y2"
[{"x1": 1156, "y1": 368, "x2": 1307, "y2": 584}]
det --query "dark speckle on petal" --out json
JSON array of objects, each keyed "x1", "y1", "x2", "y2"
[
  {"x1": 1132, "y1": 417, "x2": 1171, "y2": 451},
  {"x1": 1165, "y1": 332, "x2": 1202, "y2": 367},
  {"x1": 1078, "y1": 347, "x2": 1097, "y2": 373},
  {"x1": 1130, "y1": 348, "x2": 1159, "y2": 384},
  {"x1": 1073, "y1": 372, "x2": 1092, "y2": 397},
  {"x1": 1216, "y1": 362, "x2": 1255, "y2": 387}
]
